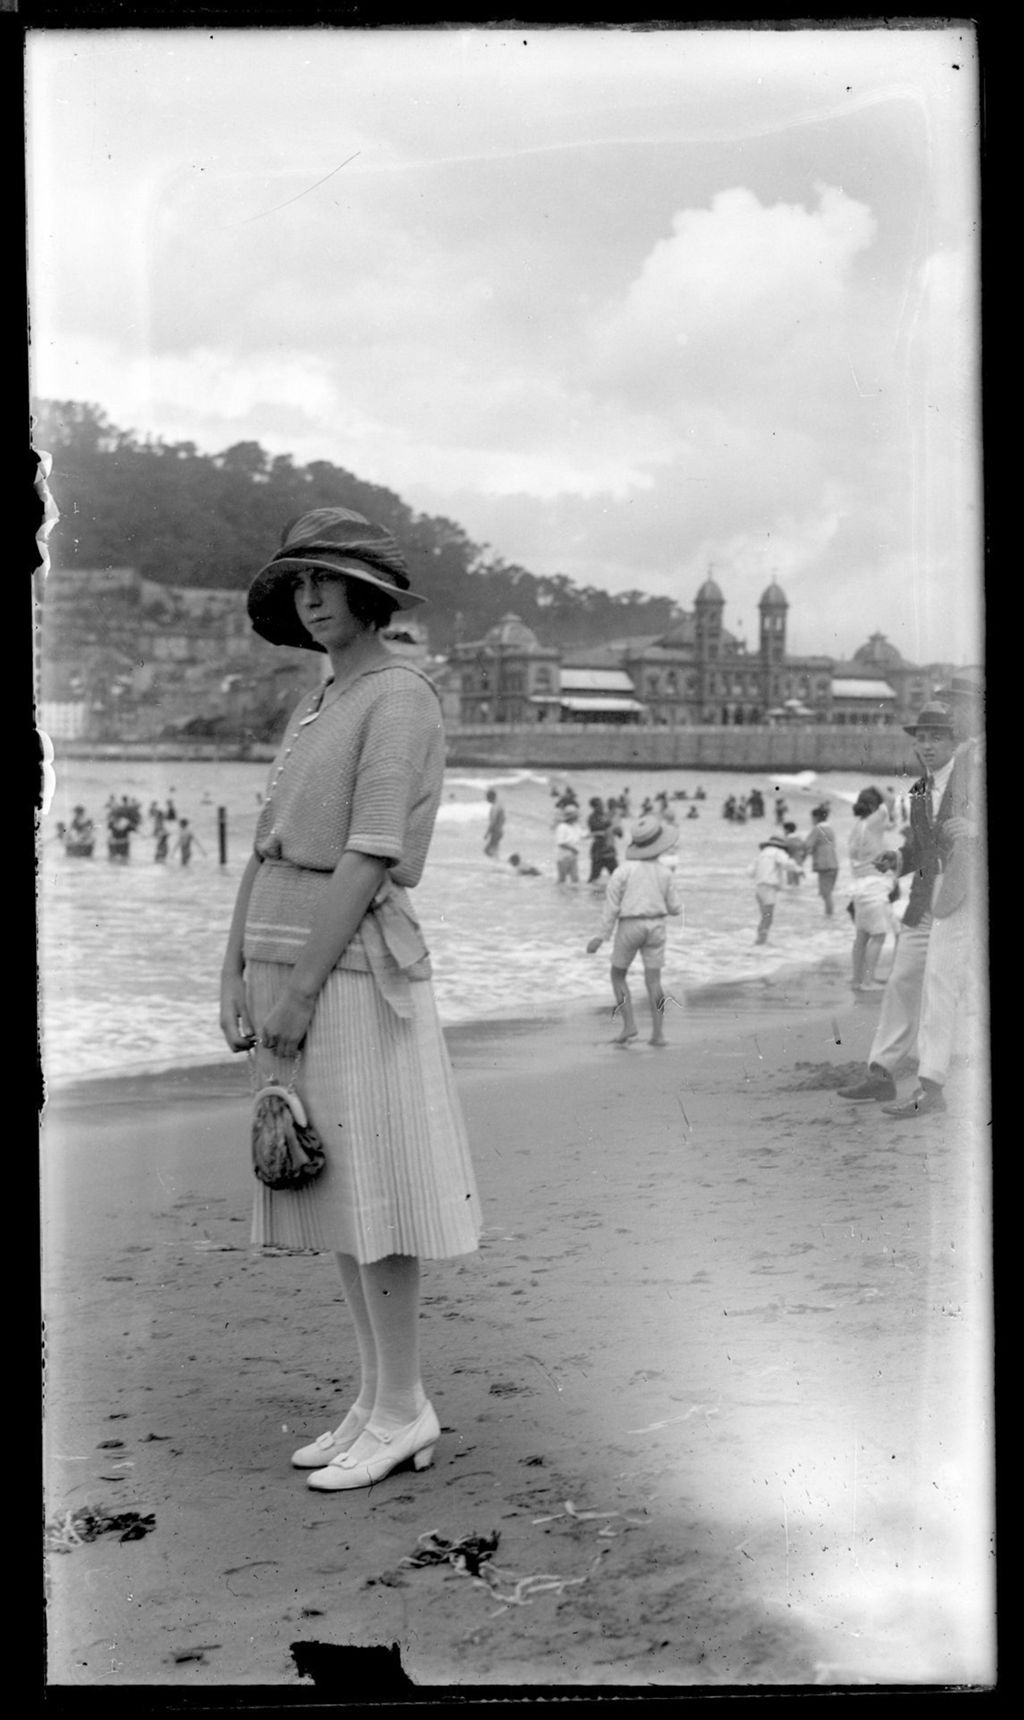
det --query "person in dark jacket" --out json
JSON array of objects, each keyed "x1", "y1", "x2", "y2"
[
  {"x1": 880, "y1": 674, "x2": 986, "y2": 1118},
  {"x1": 838, "y1": 702, "x2": 957, "y2": 1102},
  {"x1": 803, "y1": 803, "x2": 839, "y2": 916}
]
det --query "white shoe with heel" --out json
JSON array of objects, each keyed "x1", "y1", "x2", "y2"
[
  {"x1": 291, "y1": 1406, "x2": 369, "y2": 1469},
  {"x1": 307, "y1": 1402, "x2": 440, "y2": 1491}
]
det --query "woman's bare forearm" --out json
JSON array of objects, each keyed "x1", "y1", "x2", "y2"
[
  {"x1": 285, "y1": 850, "x2": 388, "y2": 1003},
  {"x1": 221, "y1": 851, "x2": 263, "y2": 977}
]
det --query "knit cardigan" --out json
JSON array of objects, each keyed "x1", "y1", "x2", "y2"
[{"x1": 243, "y1": 663, "x2": 445, "y2": 1009}]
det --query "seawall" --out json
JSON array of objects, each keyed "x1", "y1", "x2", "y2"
[
  {"x1": 443, "y1": 724, "x2": 923, "y2": 775},
  {"x1": 49, "y1": 725, "x2": 924, "y2": 775}
]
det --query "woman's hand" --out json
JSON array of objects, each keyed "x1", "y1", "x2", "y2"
[
  {"x1": 257, "y1": 985, "x2": 317, "y2": 1062},
  {"x1": 220, "y1": 971, "x2": 256, "y2": 1053}
]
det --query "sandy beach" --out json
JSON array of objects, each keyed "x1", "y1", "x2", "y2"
[{"x1": 42, "y1": 963, "x2": 994, "y2": 1694}]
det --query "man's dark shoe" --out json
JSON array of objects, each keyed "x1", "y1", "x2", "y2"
[
  {"x1": 881, "y1": 1084, "x2": 947, "y2": 1119},
  {"x1": 837, "y1": 1067, "x2": 897, "y2": 1102}
]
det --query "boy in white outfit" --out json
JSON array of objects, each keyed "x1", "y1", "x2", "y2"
[
  {"x1": 554, "y1": 805, "x2": 582, "y2": 884},
  {"x1": 752, "y1": 832, "x2": 801, "y2": 943},
  {"x1": 586, "y1": 815, "x2": 682, "y2": 1046}
]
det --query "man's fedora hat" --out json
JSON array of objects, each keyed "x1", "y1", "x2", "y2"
[
  {"x1": 248, "y1": 507, "x2": 426, "y2": 650},
  {"x1": 903, "y1": 700, "x2": 954, "y2": 738},
  {"x1": 934, "y1": 669, "x2": 984, "y2": 701}
]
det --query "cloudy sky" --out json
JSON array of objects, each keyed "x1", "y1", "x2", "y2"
[{"x1": 27, "y1": 22, "x2": 981, "y2": 664}]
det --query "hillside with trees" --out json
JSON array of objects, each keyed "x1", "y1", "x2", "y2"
[{"x1": 32, "y1": 400, "x2": 682, "y2": 653}]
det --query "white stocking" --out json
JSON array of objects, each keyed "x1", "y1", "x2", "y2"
[
  {"x1": 359, "y1": 1253, "x2": 426, "y2": 1430},
  {"x1": 334, "y1": 1251, "x2": 378, "y2": 1420}
]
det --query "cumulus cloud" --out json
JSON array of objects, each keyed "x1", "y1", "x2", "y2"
[{"x1": 587, "y1": 185, "x2": 877, "y2": 407}]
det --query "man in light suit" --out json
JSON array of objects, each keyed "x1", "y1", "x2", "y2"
[
  {"x1": 837, "y1": 701, "x2": 957, "y2": 1103},
  {"x1": 881, "y1": 672, "x2": 986, "y2": 1119}
]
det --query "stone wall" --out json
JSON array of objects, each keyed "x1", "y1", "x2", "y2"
[
  {"x1": 444, "y1": 724, "x2": 924, "y2": 776},
  {"x1": 53, "y1": 723, "x2": 926, "y2": 775}
]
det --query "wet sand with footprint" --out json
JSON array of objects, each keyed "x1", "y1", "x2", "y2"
[{"x1": 42, "y1": 969, "x2": 992, "y2": 1691}]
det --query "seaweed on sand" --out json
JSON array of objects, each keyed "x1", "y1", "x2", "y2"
[{"x1": 45, "y1": 1504, "x2": 156, "y2": 1552}]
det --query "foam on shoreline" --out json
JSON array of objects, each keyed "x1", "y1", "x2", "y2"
[{"x1": 43, "y1": 952, "x2": 858, "y2": 1111}]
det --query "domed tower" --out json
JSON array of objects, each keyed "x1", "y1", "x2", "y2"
[
  {"x1": 480, "y1": 613, "x2": 559, "y2": 724},
  {"x1": 759, "y1": 581, "x2": 788, "y2": 660},
  {"x1": 759, "y1": 580, "x2": 788, "y2": 710},
  {"x1": 853, "y1": 631, "x2": 901, "y2": 672},
  {"x1": 694, "y1": 574, "x2": 725, "y2": 717},
  {"x1": 485, "y1": 613, "x2": 541, "y2": 653}
]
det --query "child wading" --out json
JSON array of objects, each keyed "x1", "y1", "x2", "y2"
[
  {"x1": 752, "y1": 831, "x2": 801, "y2": 944},
  {"x1": 171, "y1": 817, "x2": 206, "y2": 867},
  {"x1": 586, "y1": 814, "x2": 682, "y2": 1047},
  {"x1": 482, "y1": 788, "x2": 505, "y2": 858}
]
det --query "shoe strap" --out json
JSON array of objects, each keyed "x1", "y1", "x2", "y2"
[{"x1": 327, "y1": 1427, "x2": 389, "y2": 1466}]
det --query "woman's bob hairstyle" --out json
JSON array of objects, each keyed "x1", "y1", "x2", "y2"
[{"x1": 248, "y1": 507, "x2": 426, "y2": 651}]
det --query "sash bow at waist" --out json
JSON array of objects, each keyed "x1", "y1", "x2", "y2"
[
  {"x1": 359, "y1": 882, "x2": 433, "y2": 1016},
  {"x1": 244, "y1": 860, "x2": 432, "y2": 1017}
]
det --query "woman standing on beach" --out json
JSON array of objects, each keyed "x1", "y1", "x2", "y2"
[
  {"x1": 847, "y1": 785, "x2": 900, "y2": 991},
  {"x1": 219, "y1": 507, "x2": 481, "y2": 1492}
]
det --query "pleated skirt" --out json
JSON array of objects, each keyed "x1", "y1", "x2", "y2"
[{"x1": 247, "y1": 961, "x2": 482, "y2": 1263}]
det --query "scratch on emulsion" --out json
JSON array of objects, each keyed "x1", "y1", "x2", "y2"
[
  {"x1": 523, "y1": 1353, "x2": 562, "y2": 1393},
  {"x1": 242, "y1": 153, "x2": 362, "y2": 223}
]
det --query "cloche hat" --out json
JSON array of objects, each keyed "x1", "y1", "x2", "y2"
[
  {"x1": 247, "y1": 506, "x2": 426, "y2": 651},
  {"x1": 626, "y1": 815, "x2": 678, "y2": 860}
]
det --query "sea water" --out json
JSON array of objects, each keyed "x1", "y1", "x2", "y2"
[{"x1": 39, "y1": 756, "x2": 907, "y2": 1084}]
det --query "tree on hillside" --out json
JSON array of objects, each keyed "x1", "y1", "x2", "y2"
[{"x1": 31, "y1": 399, "x2": 684, "y2": 651}]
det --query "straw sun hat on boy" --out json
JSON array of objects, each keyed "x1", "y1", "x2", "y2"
[
  {"x1": 247, "y1": 506, "x2": 426, "y2": 650},
  {"x1": 626, "y1": 815, "x2": 678, "y2": 860}
]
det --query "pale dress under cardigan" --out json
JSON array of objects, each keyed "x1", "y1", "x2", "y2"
[
  {"x1": 243, "y1": 662, "x2": 482, "y2": 1263},
  {"x1": 848, "y1": 806, "x2": 899, "y2": 936}
]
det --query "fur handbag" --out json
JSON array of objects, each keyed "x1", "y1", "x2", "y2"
[{"x1": 250, "y1": 1056, "x2": 325, "y2": 1190}]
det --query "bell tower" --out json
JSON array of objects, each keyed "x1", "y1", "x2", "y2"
[
  {"x1": 694, "y1": 572, "x2": 725, "y2": 720},
  {"x1": 759, "y1": 580, "x2": 788, "y2": 710}
]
